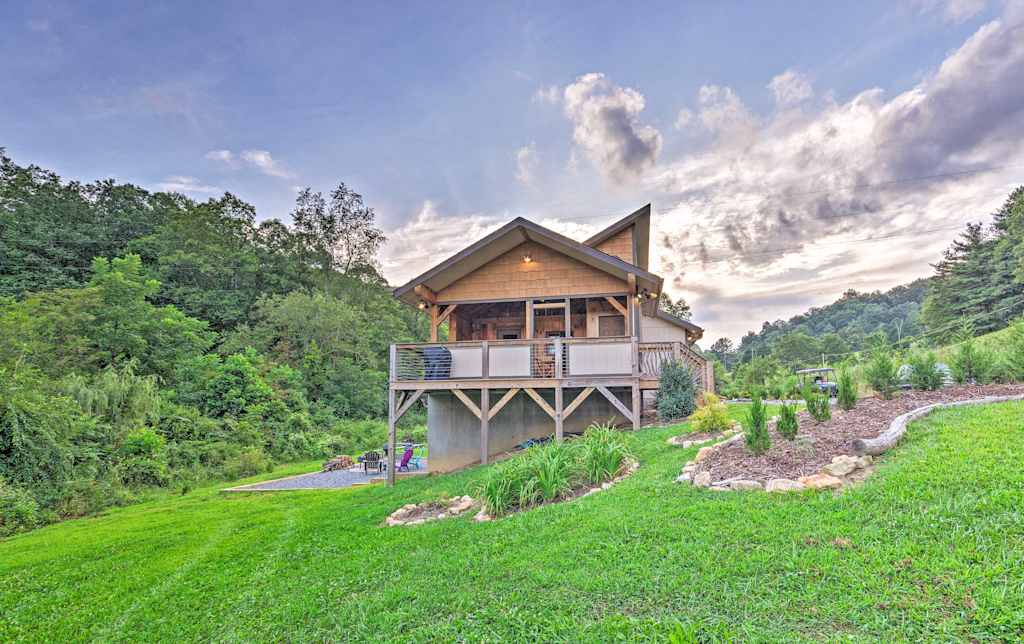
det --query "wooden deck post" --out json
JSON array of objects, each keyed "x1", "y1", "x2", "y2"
[
  {"x1": 631, "y1": 381, "x2": 641, "y2": 431},
  {"x1": 387, "y1": 387, "x2": 397, "y2": 486},
  {"x1": 480, "y1": 388, "x2": 490, "y2": 465},
  {"x1": 554, "y1": 385, "x2": 564, "y2": 442},
  {"x1": 525, "y1": 299, "x2": 534, "y2": 339},
  {"x1": 481, "y1": 340, "x2": 490, "y2": 379},
  {"x1": 429, "y1": 305, "x2": 438, "y2": 342}
]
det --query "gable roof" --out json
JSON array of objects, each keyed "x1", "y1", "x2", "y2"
[
  {"x1": 393, "y1": 216, "x2": 663, "y2": 306},
  {"x1": 583, "y1": 204, "x2": 651, "y2": 270}
]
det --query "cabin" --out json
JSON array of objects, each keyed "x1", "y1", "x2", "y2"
[{"x1": 385, "y1": 205, "x2": 712, "y2": 483}]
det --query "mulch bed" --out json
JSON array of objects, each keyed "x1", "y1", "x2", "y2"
[{"x1": 697, "y1": 384, "x2": 1024, "y2": 482}]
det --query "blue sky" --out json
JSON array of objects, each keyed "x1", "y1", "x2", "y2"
[{"x1": 3, "y1": 0, "x2": 1023, "y2": 341}]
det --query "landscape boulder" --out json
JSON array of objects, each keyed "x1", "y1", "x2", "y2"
[
  {"x1": 797, "y1": 473, "x2": 844, "y2": 490},
  {"x1": 693, "y1": 471, "x2": 712, "y2": 487},
  {"x1": 766, "y1": 478, "x2": 806, "y2": 493},
  {"x1": 728, "y1": 479, "x2": 763, "y2": 491},
  {"x1": 822, "y1": 455, "x2": 859, "y2": 478}
]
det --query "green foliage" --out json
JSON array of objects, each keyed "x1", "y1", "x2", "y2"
[
  {"x1": 949, "y1": 321, "x2": 996, "y2": 384},
  {"x1": 1006, "y1": 318, "x2": 1024, "y2": 380},
  {"x1": 690, "y1": 393, "x2": 732, "y2": 434},
  {"x1": 731, "y1": 355, "x2": 784, "y2": 398},
  {"x1": 803, "y1": 388, "x2": 832, "y2": 423},
  {"x1": 656, "y1": 360, "x2": 697, "y2": 421},
  {"x1": 864, "y1": 347, "x2": 898, "y2": 399},
  {"x1": 776, "y1": 401, "x2": 799, "y2": 440},
  {"x1": 743, "y1": 396, "x2": 770, "y2": 455},
  {"x1": 478, "y1": 427, "x2": 632, "y2": 517},
  {"x1": 907, "y1": 350, "x2": 943, "y2": 390},
  {"x1": 0, "y1": 477, "x2": 41, "y2": 537},
  {"x1": 771, "y1": 331, "x2": 821, "y2": 369},
  {"x1": 837, "y1": 366, "x2": 858, "y2": 410}
]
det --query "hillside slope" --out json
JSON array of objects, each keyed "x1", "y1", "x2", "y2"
[{"x1": 2, "y1": 403, "x2": 1022, "y2": 641}]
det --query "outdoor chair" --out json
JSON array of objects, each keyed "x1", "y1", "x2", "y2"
[
  {"x1": 397, "y1": 447, "x2": 415, "y2": 471},
  {"x1": 362, "y1": 451, "x2": 382, "y2": 473}
]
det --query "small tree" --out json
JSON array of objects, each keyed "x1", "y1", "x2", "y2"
[
  {"x1": 777, "y1": 401, "x2": 799, "y2": 440},
  {"x1": 657, "y1": 360, "x2": 697, "y2": 421},
  {"x1": 907, "y1": 350, "x2": 943, "y2": 390},
  {"x1": 837, "y1": 366, "x2": 858, "y2": 410},
  {"x1": 864, "y1": 348, "x2": 898, "y2": 399},
  {"x1": 744, "y1": 395, "x2": 770, "y2": 455},
  {"x1": 803, "y1": 386, "x2": 832, "y2": 423}
]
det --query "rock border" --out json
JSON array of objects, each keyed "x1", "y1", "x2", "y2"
[
  {"x1": 666, "y1": 421, "x2": 742, "y2": 448},
  {"x1": 385, "y1": 495, "x2": 476, "y2": 526},
  {"x1": 852, "y1": 394, "x2": 1024, "y2": 455},
  {"x1": 474, "y1": 458, "x2": 640, "y2": 522}
]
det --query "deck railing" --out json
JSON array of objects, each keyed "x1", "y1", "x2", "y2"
[
  {"x1": 637, "y1": 341, "x2": 713, "y2": 392},
  {"x1": 392, "y1": 337, "x2": 636, "y2": 382}
]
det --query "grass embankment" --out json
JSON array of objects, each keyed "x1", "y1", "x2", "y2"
[{"x1": 1, "y1": 403, "x2": 1022, "y2": 641}]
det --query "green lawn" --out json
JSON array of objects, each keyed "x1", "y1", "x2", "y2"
[{"x1": 2, "y1": 403, "x2": 1023, "y2": 642}]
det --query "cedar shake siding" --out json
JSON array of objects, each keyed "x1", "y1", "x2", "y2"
[
  {"x1": 437, "y1": 241, "x2": 628, "y2": 302},
  {"x1": 594, "y1": 226, "x2": 634, "y2": 264}
]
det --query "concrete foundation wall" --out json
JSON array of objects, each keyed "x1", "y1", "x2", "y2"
[{"x1": 426, "y1": 388, "x2": 631, "y2": 473}]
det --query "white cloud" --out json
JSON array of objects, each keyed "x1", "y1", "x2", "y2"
[
  {"x1": 532, "y1": 85, "x2": 561, "y2": 104},
  {"x1": 916, "y1": 0, "x2": 988, "y2": 23},
  {"x1": 205, "y1": 148, "x2": 294, "y2": 178},
  {"x1": 562, "y1": 72, "x2": 662, "y2": 184},
  {"x1": 515, "y1": 142, "x2": 539, "y2": 186},
  {"x1": 156, "y1": 175, "x2": 221, "y2": 194},
  {"x1": 674, "y1": 108, "x2": 693, "y2": 130},
  {"x1": 767, "y1": 69, "x2": 814, "y2": 107},
  {"x1": 695, "y1": 85, "x2": 759, "y2": 143},
  {"x1": 204, "y1": 149, "x2": 234, "y2": 163},
  {"x1": 647, "y1": 4, "x2": 1024, "y2": 341}
]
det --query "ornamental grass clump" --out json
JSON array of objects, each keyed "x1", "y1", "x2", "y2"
[
  {"x1": 743, "y1": 395, "x2": 770, "y2": 455},
  {"x1": 478, "y1": 424, "x2": 633, "y2": 517},
  {"x1": 777, "y1": 401, "x2": 799, "y2": 440},
  {"x1": 837, "y1": 366, "x2": 858, "y2": 410},
  {"x1": 690, "y1": 393, "x2": 731, "y2": 434}
]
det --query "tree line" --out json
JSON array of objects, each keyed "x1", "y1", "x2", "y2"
[{"x1": 0, "y1": 151, "x2": 429, "y2": 535}]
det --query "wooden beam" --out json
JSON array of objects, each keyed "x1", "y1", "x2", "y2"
[
  {"x1": 429, "y1": 305, "x2": 439, "y2": 342},
  {"x1": 631, "y1": 382, "x2": 641, "y2": 430},
  {"x1": 562, "y1": 387, "x2": 594, "y2": 420},
  {"x1": 533, "y1": 302, "x2": 566, "y2": 310},
  {"x1": 564, "y1": 297, "x2": 571, "y2": 338},
  {"x1": 488, "y1": 388, "x2": 520, "y2": 420},
  {"x1": 413, "y1": 284, "x2": 437, "y2": 304},
  {"x1": 451, "y1": 389, "x2": 481, "y2": 419},
  {"x1": 596, "y1": 385, "x2": 634, "y2": 423},
  {"x1": 523, "y1": 387, "x2": 556, "y2": 419},
  {"x1": 554, "y1": 386, "x2": 564, "y2": 442},
  {"x1": 437, "y1": 304, "x2": 458, "y2": 324},
  {"x1": 395, "y1": 389, "x2": 424, "y2": 421},
  {"x1": 387, "y1": 388, "x2": 397, "y2": 486},
  {"x1": 480, "y1": 388, "x2": 490, "y2": 465},
  {"x1": 604, "y1": 296, "x2": 627, "y2": 316},
  {"x1": 525, "y1": 300, "x2": 534, "y2": 339}
]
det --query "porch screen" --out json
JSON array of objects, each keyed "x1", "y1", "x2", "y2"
[{"x1": 598, "y1": 314, "x2": 625, "y2": 337}]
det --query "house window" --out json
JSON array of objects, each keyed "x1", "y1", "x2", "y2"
[
  {"x1": 499, "y1": 330, "x2": 520, "y2": 340},
  {"x1": 598, "y1": 314, "x2": 625, "y2": 337}
]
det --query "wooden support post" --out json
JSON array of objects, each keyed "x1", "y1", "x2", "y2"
[
  {"x1": 554, "y1": 338, "x2": 563, "y2": 379},
  {"x1": 564, "y1": 298, "x2": 571, "y2": 337},
  {"x1": 595, "y1": 385, "x2": 634, "y2": 423},
  {"x1": 554, "y1": 385, "x2": 563, "y2": 442},
  {"x1": 631, "y1": 337, "x2": 640, "y2": 377},
  {"x1": 525, "y1": 300, "x2": 534, "y2": 339},
  {"x1": 481, "y1": 340, "x2": 489, "y2": 379},
  {"x1": 480, "y1": 388, "x2": 490, "y2": 465},
  {"x1": 673, "y1": 341, "x2": 682, "y2": 362},
  {"x1": 523, "y1": 387, "x2": 556, "y2": 419},
  {"x1": 562, "y1": 387, "x2": 594, "y2": 420},
  {"x1": 452, "y1": 389, "x2": 482, "y2": 419},
  {"x1": 488, "y1": 388, "x2": 520, "y2": 420},
  {"x1": 387, "y1": 387, "x2": 397, "y2": 486},
  {"x1": 631, "y1": 381, "x2": 641, "y2": 431},
  {"x1": 429, "y1": 305, "x2": 439, "y2": 342},
  {"x1": 626, "y1": 274, "x2": 637, "y2": 337},
  {"x1": 389, "y1": 344, "x2": 397, "y2": 382}
]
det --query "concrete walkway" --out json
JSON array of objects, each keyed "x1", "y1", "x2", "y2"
[{"x1": 227, "y1": 461, "x2": 429, "y2": 491}]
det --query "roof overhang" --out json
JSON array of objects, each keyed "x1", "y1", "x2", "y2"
[
  {"x1": 656, "y1": 309, "x2": 704, "y2": 343},
  {"x1": 393, "y1": 217, "x2": 663, "y2": 306}
]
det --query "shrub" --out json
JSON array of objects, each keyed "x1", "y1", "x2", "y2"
[
  {"x1": 743, "y1": 396, "x2": 770, "y2": 455},
  {"x1": 690, "y1": 393, "x2": 731, "y2": 434},
  {"x1": 950, "y1": 336, "x2": 996, "y2": 384},
  {"x1": 804, "y1": 391, "x2": 831, "y2": 423},
  {"x1": 864, "y1": 348, "x2": 898, "y2": 399},
  {"x1": 0, "y1": 478, "x2": 40, "y2": 537},
  {"x1": 836, "y1": 367, "x2": 858, "y2": 410},
  {"x1": 224, "y1": 447, "x2": 274, "y2": 479},
  {"x1": 907, "y1": 350, "x2": 943, "y2": 390},
  {"x1": 776, "y1": 402, "x2": 799, "y2": 440},
  {"x1": 1006, "y1": 319, "x2": 1024, "y2": 380},
  {"x1": 657, "y1": 360, "x2": 697, "y2": 421}
]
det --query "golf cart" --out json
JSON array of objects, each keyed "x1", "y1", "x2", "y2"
[{"x1": 795, "y1": 367, "x2": 838, "y2": 397}]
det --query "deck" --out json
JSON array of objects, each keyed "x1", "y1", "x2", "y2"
[{"x1": 384, "y1": 337, "x2": 710, "y2": 484}]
